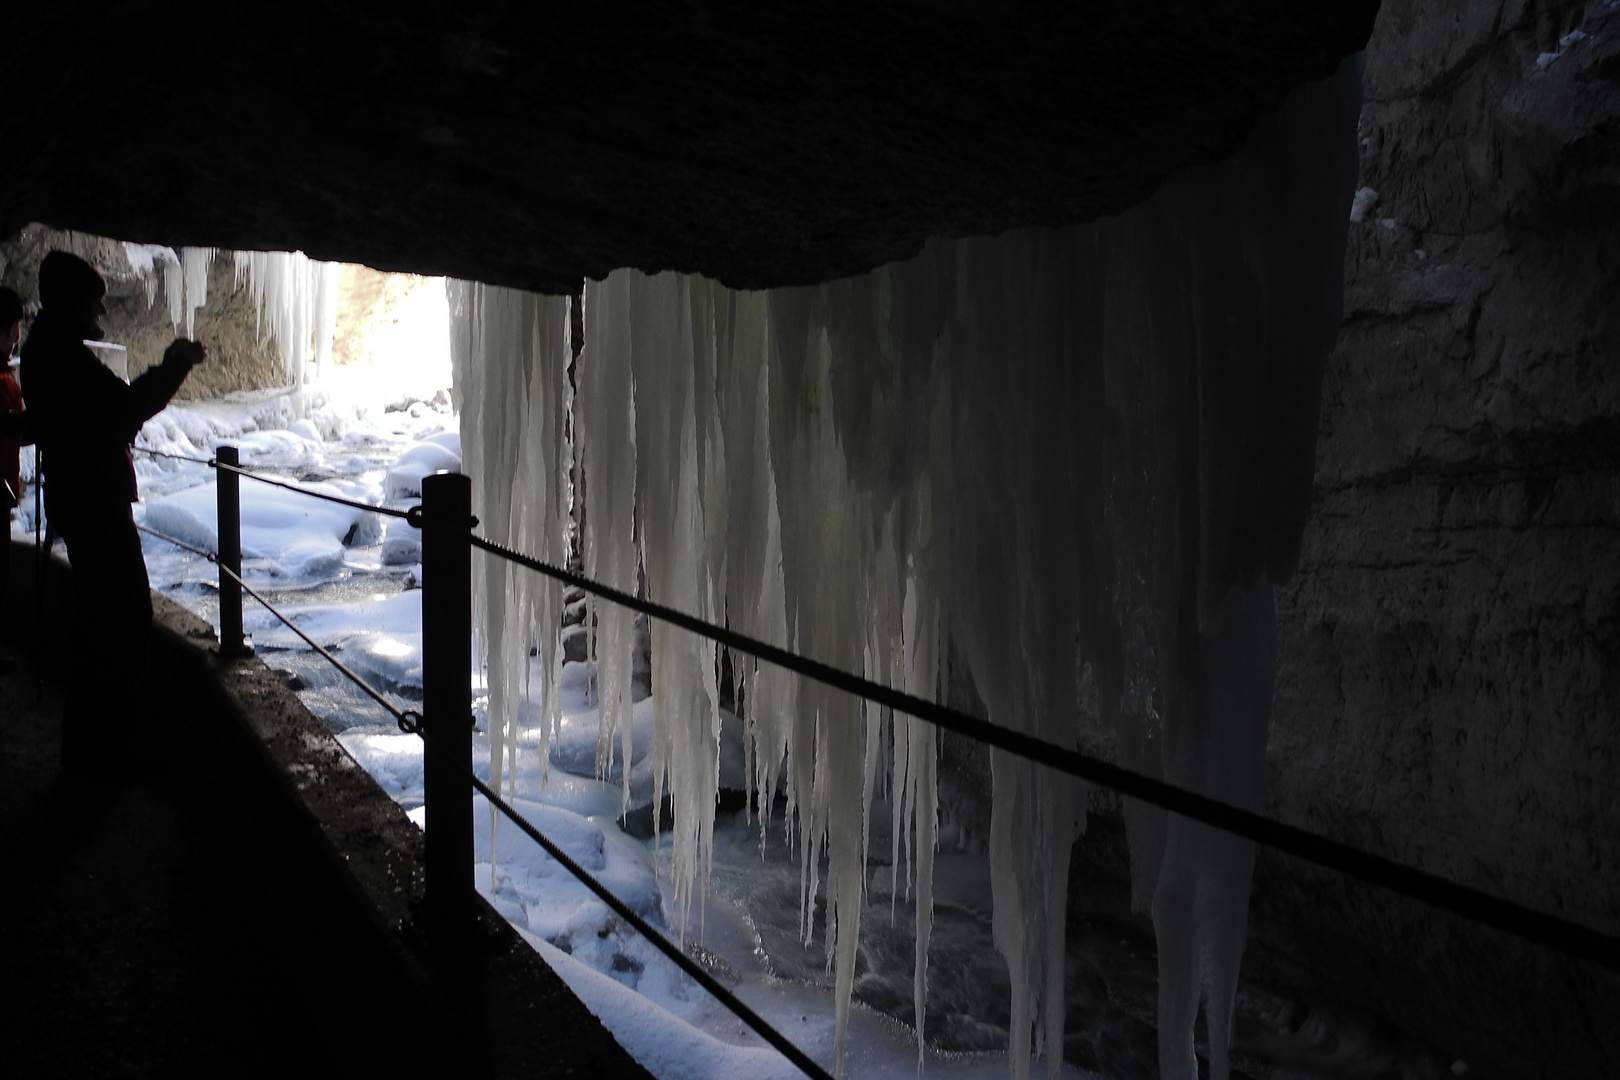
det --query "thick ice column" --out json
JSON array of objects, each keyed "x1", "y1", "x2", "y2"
[
  {"x1": 716, "y1": 291, "x2": 798, "y2": 835},
  {"x1": 448, "y1": 282, "x2": 571, "y2": 803},
  {"x1": 763, "y1": 290, "x2": 879, "y2": 1076},
  {"x1": 940, "y1": 231, "x2": 1091, "y2": 1080},
  {"x1": 514, "y1": 292, "x2": 573, "y2": 778},
  {"x1": 313, "y1": 260, "x2": 341, "y2": 377},
  {"x1": 180, "y1": 247, "x2": 213, "y2": 338},
  {"x1": 624, "y1": 270, "x2": 725, "y2": 926},
  {"x1": 578, "y1": 274, "x2": 640, "y2": 795},
  {"x1": 1127, "y1": 59, "x2": 1360, "y2": 1080},
  {"x1": 1152, "y1": 582, "x2": 1276, "y2": 1080}
]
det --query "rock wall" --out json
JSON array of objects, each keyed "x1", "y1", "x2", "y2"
[
  {"x1": 0, "y1": 225, "x2": 287, "y2": 397},
  {"x1": 331, "y1": 262, "x2": 442, "y2": 367},
  {"x1": 1263, "y1": 0, "x2": 1620, "y2": 1075}
]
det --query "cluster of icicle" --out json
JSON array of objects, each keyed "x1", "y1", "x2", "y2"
[
  {"x1": 122, "y1": 242, "x2": 340, "y2": 388},
  {"x1": 450, "y1": 59, "x2": 1360, "y2": 1080},
  {"x1": 450, "y1": 273, "x2": 953, "y2": 1077}
]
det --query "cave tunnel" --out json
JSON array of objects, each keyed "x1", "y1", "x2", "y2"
[{"x1": 2, "y1": 2, "x2": 1618, "y2": 1079}]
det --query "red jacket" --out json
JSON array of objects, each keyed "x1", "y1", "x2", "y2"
[{"x1": 0, "y1": 369, "x2": 30, "y2": 509}]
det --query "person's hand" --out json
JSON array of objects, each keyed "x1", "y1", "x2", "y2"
[{"x1": 164, "y1": 338, "x2": 208, "y2": 367}]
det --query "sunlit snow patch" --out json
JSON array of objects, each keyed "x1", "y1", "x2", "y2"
[{"x1": 384, "y1": 432, "x2": 462, "y2": 498}]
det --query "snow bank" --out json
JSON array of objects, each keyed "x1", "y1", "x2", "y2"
[
  {"x1": 527, "y1": 935, "x2": 803, "y2": 1080},
  {"x1": 144, "y1": 478, "x2": 379, "y2": 581},
  {"x1": 384, "y1": 432, "x2": 462, "y2": 498}
]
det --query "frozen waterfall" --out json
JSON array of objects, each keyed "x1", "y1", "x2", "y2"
[
  {"x1": 120, "y1": 242, "x2": 341, "y2": 390},
  {"x1": 450, "y1": 58, "x2": 1360, "y2": 1080}
]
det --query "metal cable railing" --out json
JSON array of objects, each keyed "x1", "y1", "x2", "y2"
[
  {"x1": 469, "y1": 532, "x2": 1620, "y2": 974},
  {"x1": 470, "y1": 773, "x2": 836, "y2": 1080},
  {"x1": 132, "y1": 444, "x2": 413, "y2": 521},
  {"x1": 213, "y1": 459, "x2": 413, "y2": 520},
  {"x1": 133, "y1": 522, "x2": 421, "y2": 732},
  {"x1": 133, "y1": 446, "x2": 216, "y2": 466}
]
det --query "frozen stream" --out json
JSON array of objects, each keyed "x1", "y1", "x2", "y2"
[{"x1": 12, "y1": 386, "x2": 1112, "y2": 1080}]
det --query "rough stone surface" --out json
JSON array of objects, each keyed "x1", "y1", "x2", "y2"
[
  {"x1": 331, "y1": 263, "x2": 441, "y2": 368},
  {"x1": 0, "y1": 3, "x2": 1373, "y2": 294},
  {"x1": 1265, "y1": 1, "x2": 1620, "y2": 1075},
  {"x1": 0, "y1": 225, "x2": 288, "y2": 396}
]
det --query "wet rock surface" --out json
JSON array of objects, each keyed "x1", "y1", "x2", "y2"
[{"x1": 1268, "y1": 0, "x2": 1620, "y2": 1075}]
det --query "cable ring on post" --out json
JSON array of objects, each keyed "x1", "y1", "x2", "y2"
[
  {"x1": 404, "y1": 506, "x2": 479, "y2": 530},
  {"x1": 398, "y1": 710, "x2": 423, "y2": 736}
]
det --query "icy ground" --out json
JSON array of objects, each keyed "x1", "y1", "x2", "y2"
[{"x1": 10, "y1": 384, "x2": 1103, "y2": 1080}]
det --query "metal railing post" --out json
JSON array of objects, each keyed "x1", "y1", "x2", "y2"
[
  {"x1": 422, "y1": 470, "x2": 474, "y2": 945},
  {"x1": 214, "y1": 444, "x2": 251, "y2": 657}
]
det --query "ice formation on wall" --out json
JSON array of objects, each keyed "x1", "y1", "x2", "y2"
[
  {"x1": 121, "y1": 242, "x2": 211, "y2": 336},
  {"x1": 233, "y1": 250, "x2": 341, "y2": 388},
  {"x1": 452, "y1": 59, "x2": 1359, "y2": 1080},
  {"x1": 120, "y1": 242, "x2": 340, "y2": 388}
]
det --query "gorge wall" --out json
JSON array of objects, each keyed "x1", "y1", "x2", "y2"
[
  {"x1": 1258, "y1": 0, "x2": 1620, "y2": 1075},
  {"x1": 0, "y1": 226, "x2": 285, "y2": 397}
]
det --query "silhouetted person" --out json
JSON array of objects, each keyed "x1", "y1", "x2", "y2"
[
  {"x1": 20, "y1": 251, "x2": 205, "y2": 777},
  {"x1": 0, "y1": 286, "x2": 30, "y2": 672}
]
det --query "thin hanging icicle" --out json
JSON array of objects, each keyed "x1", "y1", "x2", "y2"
[{"x1": 449, "y1": 280, "x2": 572, "y2": 867}]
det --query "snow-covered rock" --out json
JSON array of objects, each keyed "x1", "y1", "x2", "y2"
[{"x1": 384, "y1": 432, "x2": 461, "y2": 498}]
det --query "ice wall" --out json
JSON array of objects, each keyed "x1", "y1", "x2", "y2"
[
  {"x1": 233, "y1": 250, "x2": 341, "y2": 389},
  {"x1": 447, "y1": 281, "x2": 572, "y2": 814},
  {"x1": 453, "y1": 58, "x2": 1359, "y2": 1080}
]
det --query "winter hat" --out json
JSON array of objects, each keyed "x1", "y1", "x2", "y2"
[{"x1": 38, "y1": 250, "x2": 106, "y2": 310}]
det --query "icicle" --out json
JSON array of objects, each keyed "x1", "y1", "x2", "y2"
[
  {"x1": 164, "y1": 255, "x2": 185, "y2": 329},
  {"x1": 577, "y1": 274, "x2": 640, "y2": 807},
  {"x1": 180, "y1": 247, "x2": 214, "y2": 338},
  {"x1": 449, "y1": 279, "x2": 572, "y2": 831},
  {"x1": 123, "y1": 243, "x2": 176, "y2": 310},
  {"x1": 313, "y1": 260, "x2": 341, "y2": 378}
]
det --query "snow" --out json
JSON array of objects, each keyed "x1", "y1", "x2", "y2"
[{"x1": 1349, "y1": 186, "x2": 1379, "y2": 223}]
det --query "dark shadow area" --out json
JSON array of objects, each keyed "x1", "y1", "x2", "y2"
[
  {"x1": 0, "y1": 542, "x2": 654, "y2": 1078},
  {"x1": 0, "y1": 648, "x2": 418, "y2": 1075}
]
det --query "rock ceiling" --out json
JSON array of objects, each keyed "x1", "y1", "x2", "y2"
[{"x1": 3, "y1": 2, "x2": 1376, "y2": 293}]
